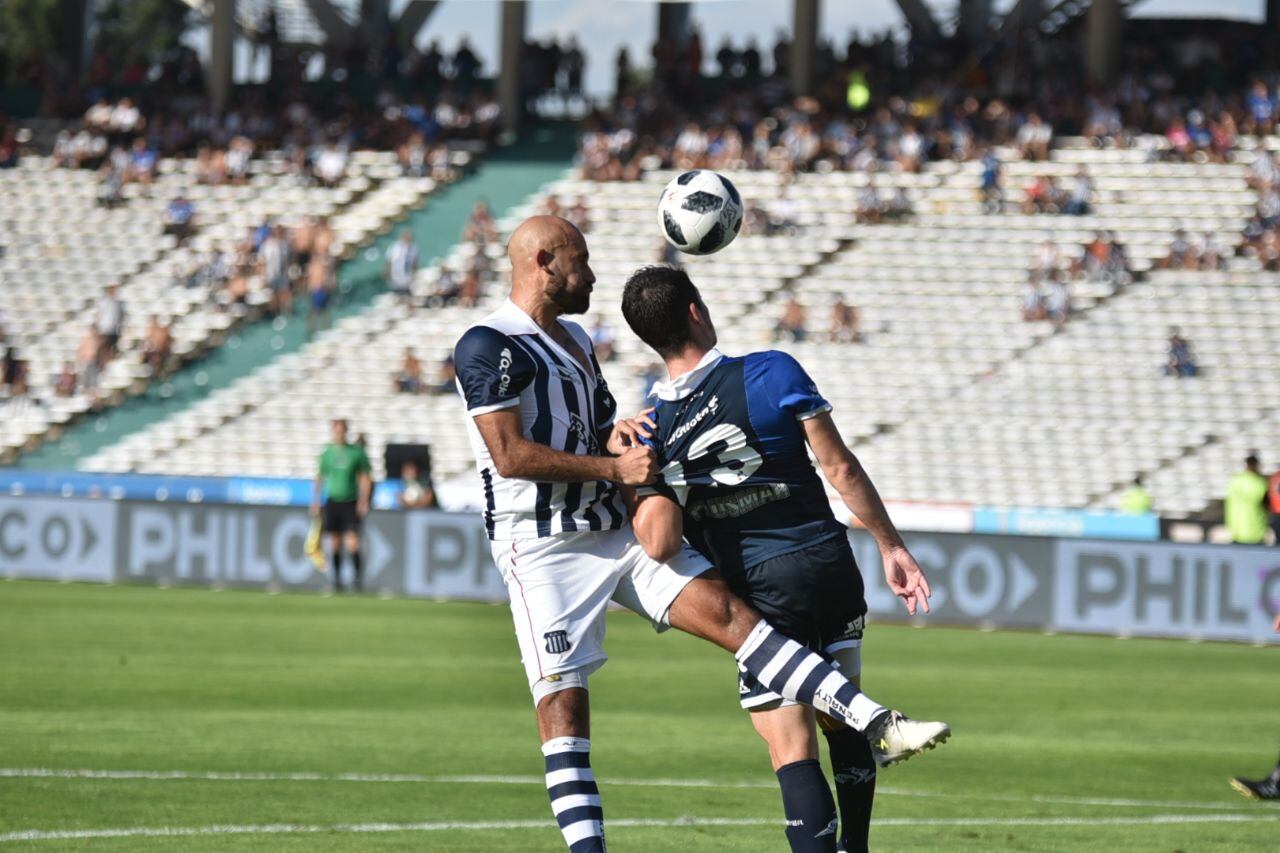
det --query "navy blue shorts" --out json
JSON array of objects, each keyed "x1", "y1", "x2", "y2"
[{"x1": 730, "y1": 535, "x2": 867, "y2": 709}]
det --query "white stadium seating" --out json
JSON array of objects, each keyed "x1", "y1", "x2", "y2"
[{"x1": 55, "y1": 137, "x2": 1280, "y2": 517}]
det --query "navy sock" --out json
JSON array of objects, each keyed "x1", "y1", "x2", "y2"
[
  {"x1": 776, "y1": 759, "x2": 839, "y2": 853},
  {"x1": 824, "y1": 727, "x2": 877, "y2": 853}
]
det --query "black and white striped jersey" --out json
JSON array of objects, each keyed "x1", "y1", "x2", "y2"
[{"x1": 455, "y1": 299, "x2": 626, "y2": 541}]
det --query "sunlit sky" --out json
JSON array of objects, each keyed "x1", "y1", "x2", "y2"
[{"x1": 403, "y1": 0, "x2": 1266, "y2": 95}]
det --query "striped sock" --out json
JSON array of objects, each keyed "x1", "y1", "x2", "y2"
[
  {"x1": 542, "y1": 736, "x2": 606, "y2": 852},
  {"x1": 734, "y1": 621, "x2": 886, "y2": 732}
]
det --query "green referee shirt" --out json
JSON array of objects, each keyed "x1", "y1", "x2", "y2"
[{"x1": 318, "y1": 443, "x2": 371, "y2": 502}]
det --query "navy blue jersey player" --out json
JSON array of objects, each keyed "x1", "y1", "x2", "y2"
[{"x1": 619, "y1": 265, "x2": 950, "y2": 853}]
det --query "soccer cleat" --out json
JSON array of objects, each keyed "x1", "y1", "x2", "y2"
[
  {"x1": 1229, "y1": 776, "x2": 1280, "y2": 801},
  {"x1": 866, "y1": 710, "x2": 951, "y2": 767}
]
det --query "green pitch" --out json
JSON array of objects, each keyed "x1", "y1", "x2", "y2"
[{"x1": 1, "y1": 580, "x2": 1276, "y2": 851}]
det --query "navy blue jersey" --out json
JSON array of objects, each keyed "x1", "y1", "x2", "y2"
[{"x1": 639, "y1": 349, "x2": 845, "y2": 574}]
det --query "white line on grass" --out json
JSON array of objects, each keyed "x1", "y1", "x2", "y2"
[
  {"x1": 2, "y1": 813, "x2": 1278, "y2": 843},
  {"x1": 0, "y1": 767, "x2": 1249, "y2": 812}
]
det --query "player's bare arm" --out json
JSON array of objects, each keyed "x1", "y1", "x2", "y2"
[
  {"x1": 632, "y1": 493, "x2": 685, "y2": 563},
  {"x1": 475, "y1": 406, "x2": 657, "y2": 485},
  {"x1": 802, "y1": 411, "x2": 932, "y2": 615}
]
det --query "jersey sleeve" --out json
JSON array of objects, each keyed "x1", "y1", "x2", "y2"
[
  {"x1": 453, "y1": 326, "x2": 536, "y2": 415},
  {"x1": 635, "y1": 407, "x2": 688, "y2": 505},
  {"x1": 762, "y1": 351, "x2": 832, "y2": 420}
]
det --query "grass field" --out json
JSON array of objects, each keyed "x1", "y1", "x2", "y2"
[{"x1": 1, "y1": 579, "x2": 1277, "y2": 851}]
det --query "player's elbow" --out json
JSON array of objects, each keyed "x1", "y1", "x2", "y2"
[{"x1": 641, "y1": 532, "x2": 683, "y2": 564}]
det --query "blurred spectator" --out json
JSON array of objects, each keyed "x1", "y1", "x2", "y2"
[
  {"x1": 1072, "y1": 231, "x2": 1131, "y2": 285},
  {"x1": 774, "y1": 297, "x2": 807, "y2": 342},
  {"x1": 1032, "y1": 234, "x2": 1061, "y2": 277},
  {"x1": 94, "y1": 284, "x2": 125, "y2": 359},
  {"x1": 314, "y1": 141, "x2": 348, "y2": 187},
  {"x1": 126, "y1": 138, "x2": 157, "y2": 187},
  {"x1": 1016, "y1": 114, "x2": 1053, "y2": 162},
  {"x1": 430, "y1": 353, "x2": 457, "y2": 395},
  {"x1": 53, "y1": 361, "x2": 78, "y2": 397},
  {"x1": 385, "y1": 230, "x2": 420, "y2": 304},
  {"x1": 1020, "y1": 277, "x2": 1045, "y2": 322},
  {"x1": 1062, "y1": 169, "x2": 1093, "y2": 216},
  {"x1": 829, "y1": 298, "x2": 861, "y2": 343},
  {"x1": 458, "y1": 270, "x2": 483, "y2": 307},
  {"x1": 142, "y1": 316, "x2": 174, "y2": 374},
  {"x1": 431, "y1": 268, "x2": 461, "y2": 304},
  {"x1": 96, "y1": 149, "x2": 126, "y2": 207},
  {"x1": 398, "y1": 460, "x2": 438, "y2": 509},
  {"x1": 1197, "y1": 230, "x2": 1228, "y2": 270},
  {"x1": 164, "y1": 193, "x2": 197, "y2": 241},
  {"x1": 393, "y1": 347, "x2": 424, "y2": 394},
  {"x1": 1044, "y1": 272, "x2": 1071, "y2": 327},
  {"x1": 1164, "y1": 327, "x2": 1198, "y2": 377},
  {"x1": 0, "y1": 125, "x2": 20, "y2": 169},
  {"x1": 1225, "y1": 455, "x2": 1269, "y2": 544},
  {"x1": 1120, "y1": 476, "x2": 1153, "y2": 514},
  {"x1": 1158, "y1": 229, "x2": 1197, "y2": 269},
  {"x1": 1021, "y1": 175, "x2": 1061, "y2": 215},
  {"x1": 980, "y1": 149, "x2": 1003, "y2": 214},
  {"x1": 259, "y1": 223, "x2": 292, "y2": 316},
  {"x1": 1, "y1": 346, "x2": 27, "y2": 394},
  {"x1": 567, "y1": 197, "x2": 591, "y2": 233},
  {"x1": 75, "y1": 326, "x2": 102, "y2": 396},
  {"x1": 590, "y1": 315, "x2": 616, "y2": 363},
  {"x1": 464, "y1": 200, "x2": 498, "y2": 244}
]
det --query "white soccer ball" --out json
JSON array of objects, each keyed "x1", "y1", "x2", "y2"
[{"x1": 657, "y1": 169, "x2": 744, "y2": 256}]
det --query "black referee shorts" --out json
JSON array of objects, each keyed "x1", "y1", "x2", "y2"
[{"x1": 321, "y1": 500, "x2": 361, "y2": 534}]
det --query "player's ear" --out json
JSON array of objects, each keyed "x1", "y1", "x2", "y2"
[{"x1": 535, "y1": 248, "x2": 555, "y2": 275}]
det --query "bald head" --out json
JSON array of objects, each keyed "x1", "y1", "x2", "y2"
[{"x1": 507, "y1": 215, "x2": 595, "y2": 319}]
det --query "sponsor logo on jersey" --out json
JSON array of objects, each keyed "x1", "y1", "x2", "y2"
[
  {"x1": 687, "y1": 482, "x2": 791, "y2": 520},
  {"x1": 666, "y1": 395, "x2": 719, "y2": 447},
  {"x1": 568, "y1": 413, "x2": 599, "y2": 454},
  {"x1": 543, "y1": 630, "x2": 571, "y2": 654},
  {"x1": 497, "y1": 348, "x2": 513, "y2": 397}
]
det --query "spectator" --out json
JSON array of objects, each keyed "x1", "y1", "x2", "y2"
[
  {"x1": 829, "y1": 298, "x2": 861, "y2": 343},
  {"x1": 1164, "y1": 327, "x2": 1198, "y2": 377},
  {"x1": 393, "y1": 347, "x2": 424, "y2": 394},
  {"x1": 979, "y1": 149, "x2": 1003, "y2": 214},
  {"x1": 1021, "y1": 175, "x2": 1061, "y2": 214},
  {"x1": 126, "y1": 138, "x2": 157, "y2": 187},
  {"x1": 457, "y1": 270, "x2": 482, "y2": 307},
  {"x1": 431, "y1": 268, "x2": 461, "y2": 305},
  {"x1": 74, "y1": 326, "x2": 102, "y2": 397},
  {"x1": 1159, "y1": 229, "x2": 1197, "y2": 269},
  {"x1": 0, "y1": 125, "x2": 20, "y2": 169},
  {"x1": 164, "y1": 193, "x2": 197, "y2": 241},
  {"x1": 463, "y1": 200, "x2": 498, "y2": 244},
  {"x1": 1224, "y1": 455, "x2": 1269, "y2": 544},
  {"x1": 96, "y1": 149, "x2": 126, "y2": 207},
  {"x1": 94, "y1": 284, "x2": 125, "y2": 359},
  {"x1": 430, "y1": 353, "x2": 457, "y2": 395},
  {"x1": 590, "y1": 315, "x2": 616, "y2": 362},
  {"x1": 398, "y1": 460, "x2": 438, "y2": 509},
  {"x1": 385, "y1": 230, "x2": 420, "y2": 304},
  {"x1": 1032, "y1": 234, "x2": 1061, "y2": 278},
  {"x1": 1020, "y1": 277, "x2": 1045, "y2": 322},
  {"x1": 1044, "y1": 271, "x2": 1071, "y2": 327},
  {"x1": 1197, "y1": 230, "x2": 1227, "y2": 270},
  {"x1": 259, "y1": 223, "x2": 292, "y2": 316},
  {"x1": 1016, "y1": 113, "x2": 1053, "y2": 162},
  {"x1": 1063, "y1": 169, "x2": 1093, "y2": 216},
  {"x1": 1, "y1": 346, "x2": 26, "y2": 393},
  {"x1": 53, "y1": 361, "x2": 77, "y2": 397},
  {"x1": 1120, "y1": 476, "x2": 1153, "y2": 514},
  {"x1": 568, "y1": 197, "x2": 591, "y2": 233},
  {"x1": 141, "y1": 315, "x2": 173, "y2": 374},
  {"x1": 774, "y1": 297, "x2": 807, "y2": 342},
  {"x1": 1072, "y1": 231, "x2": 1130, "y2": 285},
  {"x1": 314, "y1": 141, "x2": 348, "y2": 187}
]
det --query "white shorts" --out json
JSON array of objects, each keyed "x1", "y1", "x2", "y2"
[{"x1": 491, "y1": 526, "x2": 711, "y2": 699}]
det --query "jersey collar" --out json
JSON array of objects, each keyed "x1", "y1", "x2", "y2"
[{"x1": 650, "y1": 348, "x2": 725, "y2": 402}]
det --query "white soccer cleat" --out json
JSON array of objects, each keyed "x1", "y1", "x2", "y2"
[{"x1": 867, "y1": 710, "x2": 951, "y2": 767}]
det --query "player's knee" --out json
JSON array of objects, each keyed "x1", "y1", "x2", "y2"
[{"x1": 533, "y1": 672, "x2": 590, "y2": 739}]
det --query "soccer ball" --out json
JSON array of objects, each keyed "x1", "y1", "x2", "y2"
[{"x1": 657, "y1": 169, "x2": 744, "y2": 256}]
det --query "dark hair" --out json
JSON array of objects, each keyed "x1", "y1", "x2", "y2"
[
  {"x1": 621, "y1": 266, "x2": 701, "y2": 357},
  {"x1": 1246, "y1": 454, "x2": 1260, "y2": 468}
]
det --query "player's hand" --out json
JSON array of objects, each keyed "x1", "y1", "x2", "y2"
[
  {"x1": 611, "y1": 445, "x2": 658, "y2": 486},
  {"x1": 309, "y1": 502, "x2": 320, "y2": 518},
  {"x1": 356, "y1": 500, "x2": 369, "y2": 518},
  {"x1": 607, "y1": 408, "x2": 656, "y2": 454},
  {"x1": 882, "y1": 545, "x2": 931, "y2": 616}
]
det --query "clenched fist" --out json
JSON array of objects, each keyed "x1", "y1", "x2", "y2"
[{"x1": 611, "y1": 445, "x2": 658, "y2": 486}]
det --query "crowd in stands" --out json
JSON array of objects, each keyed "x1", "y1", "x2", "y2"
[
  {"x1": 772, "y1": 295, "x2": 862, "y2": 344},
  {"x1": 1241, "y1": 148, "x2": 1280, "y2": 271},
  {"x1": 172, "y1": 215, "x2": 339, "y2": 331},
  {"x1": 581, "y1": 21, "x2": 1280, "y2": 183}
]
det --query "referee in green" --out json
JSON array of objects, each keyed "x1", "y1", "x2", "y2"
[{"x1": 311, "y1": 418, "x2": 372, "y2": 592}]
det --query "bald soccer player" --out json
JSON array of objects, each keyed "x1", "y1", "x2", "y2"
[{"x1": 453, "y1": 216, "x2": 947, "y2": 853}]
